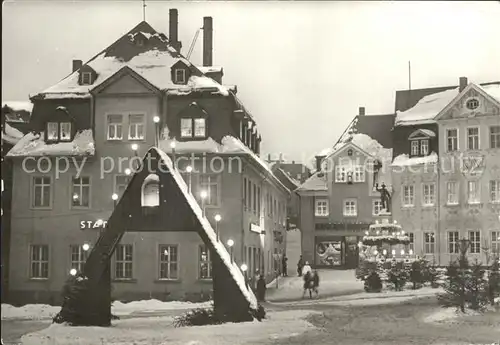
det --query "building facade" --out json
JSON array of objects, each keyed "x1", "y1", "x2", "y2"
[{"x1": 6, "y1": 11, "x2": 288, "y2": 305}]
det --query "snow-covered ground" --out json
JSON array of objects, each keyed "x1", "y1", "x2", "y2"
[
  {"x1": 1, "y1": 300, "x2": 212, "y2": 321},
  {"x1": 266, "y1": 269, "x2": 364, "y2": 301},
  {"x1": 20, "y1": 309, "x2": 319, "y2": 345}
]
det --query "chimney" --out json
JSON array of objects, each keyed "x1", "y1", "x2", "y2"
[
  {"x1": 315, "y1": 155, "x2": 325, "y2": 172},
  {"x1": 459, "y1": 76, "x2": 468, "y2": 92},
  {"x1": 203, "y1": 16, "x2": 213, "y2": 66},
  {"x1": 72, "y1": 60, "x2": 82, "y2": 73},
  {"x1": 169, "y1": 9, "x2": 182, "y2": 52},
  {"x1": 358, "y1": 107, "x2": 365, "y2": 116}
]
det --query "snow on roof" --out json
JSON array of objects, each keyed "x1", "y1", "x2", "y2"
[
  {"x1": 197, "y1": 66, "x2": 223, "y2": 74},
  {"x1": 7, "y1": 130, "x2": 95, "y2": 157},
  {"x1": 296, "y1": 171, "x2": 327, "y2": 192},
  {"x1": 159, "y1": 135, "x2": 289, "y2": 193},
  {"x1": 419, "y1": 129, "x2": 436, "y2": 137},
  {"x1": 478, "y1": 83, "x2": 500, "y2": 103},
  {"x1": 2, "y1": 101, "x2": 33, "y2": 112},
  {"x1": 2, "y1": 123, "x2": 24, "y2": 145},
  {"x1": 391, "y1": 152, "x2": 438, "y2": 167},
  {"x1": 323, "y1": 133, "x2": 392, "y2": 161},
  {"x1": 153, "y1": 147, "x2": 258, "y2": 310}
]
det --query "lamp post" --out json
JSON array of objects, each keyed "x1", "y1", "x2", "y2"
[
  {"x1": 131, "y1": 143, "x2": 139, "y2": 171},
  {"x1": 185, "y1": 165, "x2": 193, "y2": 193},
  {"x1": 153, "y1": 116, "x2": 160, "y2": 147},
  {"x1": 214, "y1": 214, "x2": 221, "y2": 241},
  {"x1": 227, "y1": 239, "x2": 234, "y2": 263},
  {"x1": 170, "y1": 140, "x2": 177, "y2": 170},
  {"x1": 82, "y1": 243, "x2": 90, "y2": 252},
  {"x1": 241, "y1": 263, "x2": 248, "y2": 287},
  {"x1": 112, "y1": 193, "x2": 118, "y2": 208},
  {"x1": 200, "y1": 190, "x2": 207, "y2": 217}
]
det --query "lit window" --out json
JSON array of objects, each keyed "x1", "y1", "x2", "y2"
[
  {"x1": 199, "y1": 244, "x2": 212, "y2": 279},
  {"x1": 47, "y1": 122, "x2": 59, "y2": 141},
  {"x1": 448, "y1": 231, "x2": 459, "y2": 254},
  {"x1": 174, "y1": 69, "x2": 186, "y2": 84},
  {"x1": 446, "y1": 181, "x2": 458, "y2": 205},
  {"x1": 115, "y1": 244, "x2": 133, "y2": 279},
  {"x1": 343, "y1": 199, "x2": 357, "y2": 217},
  {"x1": 446, "y1": 129, "x2": 458, "y2": 152},
  {"x1": 422, "y1": 183, "x2": 435, "y2": 206},
  {"x1": 353, "y1": 165, "x2": 365, "y2": 182},
  {"x1": 467, "y1": 180, "x2": 480, "y2": 204},
  {"x1": 128, "y1": 114, "x2": 144, "y2": 140},
  {"x1": 424, "y1": 232, "x2": 435, "y2": 254},
  {"x1": 180, "y1": 118, "x2": 193, "y2": 138},
  {"x1": 468, "y1": 231, "x2": 481, "y2": 254},
  {"x1": 490, "y1": 180, "x2": 500, "y2": 203},
  {"x1": 335, "y1": 165, "x2": 348, "y2": 183},
  {"x1": 142, "y1": 174, "x2": 160, "y2": 207},
  {"x1": 107, "y1": 115, "x2": 123, "y2": 140},
  {"x1": 490, "y1": 126, "x2": 500, "y2": 149},
  {"x1": 407, "y1": 233, "x2": 414, "y2": 251},
  {"x1": 70, "y1": 245, "x2": 88, "y2": 272},
  {"x1": 32, "y1": 176, "x2": 51, "y2": 208},
  {"x1": 30, "y1": 245, "x2": 49, "y2": 279},
  {"x1": 420, "y1": 139, "x2": 429, "y2": 155},
  {"x1": 159, "y1": 245, "x2": 178, "y2": 280},
  {"x1": 194, "y1": 118, "x2": 206, "y2": 138},
  {"x1": 315, "y1": 199, "x2": 329, "y2": 217},
  {"x1": 81, "y1": 72, "x2": 92, "y2": 85},
  {"x1": 411, "y1": 140, "x2": 419, "y2": 156},
  {"x1": 466, "y1": 98, "x2": 479, "y2": 110},
  {"x1": 372, "y1": 200, "x2": 382, "y2": 216},
  {"x1": 467, "y1": 127, "x2": 479, "y2": 150},
  {"x1": 199, "y1": 175, "x2": 219, "y2": 206},
  {"x1": 492, "y1": 231, "x2": 500, "y2": 253},
  {"x1": 60, "y1": 122, "x2": 72, "y2": 141},
  {"x1": 72, "y1": 176, "x2": 90, "y2": 208},
  {"x1": 402, "y1": 185, "x2": 414, "y2": 207}
]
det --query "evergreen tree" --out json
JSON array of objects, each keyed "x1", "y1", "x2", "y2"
[
  {"x1": 409, "y1": 260, "x2": 423, "y2": 290},
  {"x1": 487, "y1": 257, "x2": 500, "y2": 306},
  {"x1": 437, "y1": 258, "x2": 469, "y2": 312},
  {"x1": 466, "y1": 260, "x2": 488, "y2": 311}
]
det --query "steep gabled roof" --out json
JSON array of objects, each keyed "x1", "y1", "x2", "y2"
[
  {"x1": 33, "y1": 21, "x2": 228, "y2": 99},
  {"x1": 296, "y1": 171, "x2": 328, "y2": 193}
]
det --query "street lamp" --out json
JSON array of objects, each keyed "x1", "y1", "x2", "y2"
[
  {"x1": 214, "y1": 214, "x2": 221, "y2": 241},
  {"x1": 185, "y1": 166, "x2": 193, "y2": 193},
  {"x1": 170, "y1": 140, "x2": 177, "y2": 169},
  {"x1": 241, "y1": 263, "x2": 248, "y2": 287},
  {"x1": 70, "y1": 268, "x2": 77, "y2": 276},
  {"x1": 112, "y1": 193, "x2": 118, "y2": 207},
  {"x1": 227, "y1": 239, "x2": 234, "y2": 263},
  {"x1": 200, "y1": 190, "x2": 208, "y2": 217},
  {"x1": 82, "y1": 243, "x2": 90, "y2": 251},
  {"x1": 153, "y1": 116, "x2": 160, "y2": 123},
  {"x1": 153, "y1": 116, "x2": 160, "y2": 147},
  {"x1": 125, "y1": 168, "x2": 132, "y2": 176},
  {"x1": 131, "y1": 143, "x2": 139, "y2": 152}
]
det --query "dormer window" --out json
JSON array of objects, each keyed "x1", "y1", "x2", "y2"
[
  {"x1": 47, "y1": 122, "x2": 59, "y2": 141},
  {"x1": 408, "y1": 129, "x2": 435, "y2": 157},
  {"x1": 420, "y1": 139, "x2": 429, "y2": 155},
  {"x1": 411, "y1": 140, "x2": 419, "y2": 156},
  {"x1": 46, "y1": 121, "x2": 73, "y2": 142},
  {"x1": 180, "y1": 117, "x2": 206, "y2": 139},
  {"x1": 174, "y1": 69, "x2": 186, "y2": 84},
  {"x1": 81, "y1": 72, "x2": 92, "y2": 85}
]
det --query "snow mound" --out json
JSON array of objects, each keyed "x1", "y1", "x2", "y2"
[
  {"x1": 423, "y1": 307, "x2": 482, "y2": 323},
  {"x1": 2, "y1": 123, "x2": 24, "y2": 145},
  {"x1": 1, "y1": 303, "x2": 60, "y2": 321},
  {"x1": 7, "y1": 129, "x2": 95, "y2": 157},
  {"x1": 391, "y1": 152, "x2": 438, "y2": 167},
  {"x1": 112, "y1": 299, "x2": 212, "y2": 315}
]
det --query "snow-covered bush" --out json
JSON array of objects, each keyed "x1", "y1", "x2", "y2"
[{"x1": 364, "y1": 271, "x2": 382, "y2": 293}]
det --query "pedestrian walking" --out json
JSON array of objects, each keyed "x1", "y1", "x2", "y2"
[
  {"x1": 302, "y1": 271, "x2": 314, "y2": 298},
  {"x1": 256, "y1": 274, "x2": 267, "y2": 302},
  {"x1": 282, "y1": 255, "x2": 288, "y2": 277},
  {"x1": 312, "y1": 270, "x2": 320, "y2": 297},
  {"x1": 301, "y1": 261, "x2": 312, "y2": 276},
  {"x1": 297, "y1": 255, "x2": 304, "y2": 277}
]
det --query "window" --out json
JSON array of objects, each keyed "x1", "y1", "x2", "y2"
[
  {"x1": 81, "y1": 72, "x2": 92, "y2": 85},
  {"x1": 199, "y1": 175, "x2": 219, "y2": 206},
  {"x1": 343, "y1": 199, "x2": 357, "y2": 217},
  {"x1": 70, "y1": 245, "x2": 88, "y2": 272},
  {"x1": 446, "y1": 129, "x2": 458, "y2": 152},
  {"x1": 467, "y1": 180, "x2": 480, "y2": 204},
  {"x1": 335, "y1": 165, "x2": 348, "y2": 183},
  {"x1": 411, "y1": 140, "x2": 419, "y2": 156},
  {"x1": 30, "y1": 245, "x2": 49, "y2": 279},
  {"x1": 199, "y1": 245, "x2": 212, "y2": 279},
  {"x1": 159, "y1": 245, "x2": 178, "y2": 280},
  {"x1": 72, "y1": 176, "x2": 90, "y2": 208},
  {"x1": 424, "y1": 232, "x2": 435, "y2": 254},
  {"x1": 422, "y1": 183, "x2": 435, "y2": 206},
  {"x1": 408, "y1": 233, "x2": 414, "y2": 252},
  {"x1": 492, "y1": 231, "x2": 500, "y2": 254},
  {"x1": 174, "y1": 69, "x2": 186, "y2": 84},
  {"x1": 353, "y1": 165, "x2": 365, "y2": 182},
  {"x1": 257, "y1": 186, "x2": 261, "y2": 217},
  {"x1": 248, "y1": 179, "x2": 252, "y2": 211},
  {"x1": 32, "y1": 176, "x2": 51, "y2": 208},
  {"x1": 115, "y1": 175, "x2": 132, "y2": 200},
  {"x1": 47, "y1": 122, "x2": 59, "y2": 141},
  {"x1": 402, "y1": 185, "x2": 414, "y2": 207},
  {"x1": 180, "y1": 118, "x2": 207, "y2": 138},
  {"x1": 490, "y1": 126, "x2": 500, "y2": 149},
  {"x1": 466, "y1": 98, "x2": 479, "y2": 110},
  {"x1": 253, "y1": 183, "x2": 257, "y2": 214},
  {"x1": 468, "y1": 231, "x2": 481, "y2": 254},
  {"x1": 446, "y1": 181, "x2": 458, "y2": 205},
  {"x1": 115, "y1": 244, "x2": 133, "y2": 279},
  {"x1": 128, "y1": 114, "x2": 144, "y2": 140},
  {"x1": 107, "y1": 115, "x2": 123, "y2": 140},
  {"x1": 372, "y1": 200, "x2": 382, "y2": 216},
  {"x1": 467, "y1": 127, "x2": 479, "y2": 150},
  {"x1": 490, "y1": 180, "x2": 500, "y2": 203},
  {"x1": 315, "y1": 199, "x2": 329, "y2": 217},
  {"x1": 60, "y1": 122, "x2": 72, "y2": 141},
  {"x1": 448, "y1": 231, "x2": 460, "y2": 254},
  {"x1": 420, "y1": 139, "x2": 429, "y2": 155}
]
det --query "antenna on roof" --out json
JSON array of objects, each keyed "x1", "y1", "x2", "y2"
[
  {"x1": 142, "y1": 0, "x2": 147, "y2": 21},
  {"x1": 408, "y1": 61, "x2": 412, "y2": 91},
  {"x1": 187, "y1": 28, "x2": 202, "y2": 60}
]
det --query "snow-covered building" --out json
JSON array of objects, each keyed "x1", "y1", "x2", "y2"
[
  {"x1": 391, "y1": 77, "x2": 500, "y2": 264},
  {"x1": 6, "y1": 10, "x2": 288, "y2": 305},
  {"x1": 297, "y1": 107, "x2": 394, "y2": 268}
]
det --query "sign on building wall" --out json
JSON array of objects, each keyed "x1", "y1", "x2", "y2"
[
  {"x1": 80, "y1": 220, "x2": 107, "y2": 230},
  {"x1": 250, "y1": 223, "x2": 262, "y2": 234}
]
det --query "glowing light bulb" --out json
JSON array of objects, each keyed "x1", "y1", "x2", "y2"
[
  {"x1": 112, "y1": 193, "x2": 118, "y2": 201},
  {"x1": 241, "y1": 264, "x2": 248, "y2": 272},
  {"x1": 131, "y1": 143, "x2": 138, "y2": 151},
  {"x1": 401, "y1": 249, "x2": 405, "y2": 255},
  {"x1": 200, "y1": 190, "x2": 208, "y2": 199},
  {"x1": 227, "y1": 239, "x2": 234, "y2": 247},
  {"x1": 125, "y1": 168, "x2": 132, "y2": 175},
  {"x1": 170, "y1": 141, "x2": 176, "y2": 149},
  {"x1": 82, "y1": 243, "x2": 90, "y2": 251},
  {"x1": 383, "y1": 249, "x2": 387, "y2": 255},
  {"x1": 391, "y1": 250, "x2": 396, "y2": 255},
  {"x1": 186, "y1": 166, "x2": 193, "y2": 173},
  {"x1": 70, "y1": 269, "x2": 77, "y2": 276},
  {"x1": 73, "y1": 194, "x2": 79, "y2": 200},
  {"x1": 215, "y1": 214, "x2": 221, "y2": 222},
  {"x1": 153, "y1": 116, "x2": 160, "y2": 123},
  {"x1": 409, "y1": 249, "x2": 414, "y2": 255}
]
